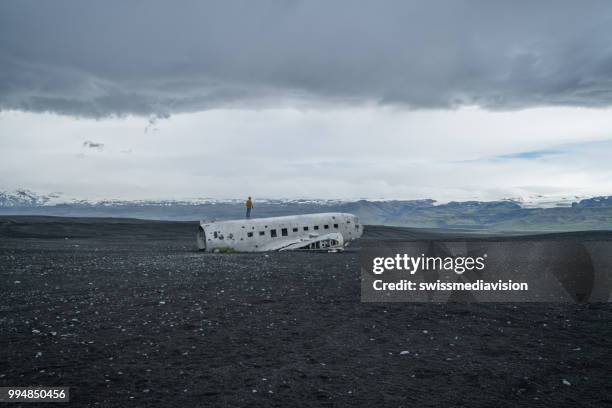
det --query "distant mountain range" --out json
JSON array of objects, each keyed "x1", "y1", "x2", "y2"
[{"x1": 1, "y1": 189, "x2": 612, "y2": 232}]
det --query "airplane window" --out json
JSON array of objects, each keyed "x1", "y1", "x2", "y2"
[
  {"x1": 292, "y1": 227, "x2": 298, "y2": 232},
  {"x1": 303, "y1": 226, "x2": 309, "y2": 231},
  {"x1": 247, "y1": 232, "x2": 253, "y2": 237},
  {"x1": 281, "y1": 228, "x2": 288, "y2": 236},
  {"x1": 324, "y1": 225, "x2": 329, "y2": 229},
  {"x1": 333, "y1": 223, "x2": 338, "y2": 228},
  {"x1": 270, "y1": 229, "x2": 277, "y2": 238},
  {"x1": 214, "y1": 232, "x2": 218, "y2": 238},
  {"x1": 259, "y1": 231, "x2": 265, "y2": 236},
  {"x1": 314, "y1": 225, "x2": 319, "y2": 230}
]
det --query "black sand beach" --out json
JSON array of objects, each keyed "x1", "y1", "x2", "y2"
[{"x1": 1, "y1": 217, "x2": 611, "y2": 407}]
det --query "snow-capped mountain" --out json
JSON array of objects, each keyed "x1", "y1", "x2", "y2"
[
  {"x1": 0, "y1": 190, "x2": 62, "y2": 207},
  {"x1": 0, "y1": 190, "x2": 351, "y2": 208},
  {"x1": 0, "y1": 189, "x2": 593, "y2": 209},
  {"x1": 2, "y1": 189, "x2": 612, "y2": 231}
]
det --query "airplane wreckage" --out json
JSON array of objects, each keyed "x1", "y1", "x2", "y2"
[{"x1": 197, "y1": 213, "x2": 363, "y2": 252}]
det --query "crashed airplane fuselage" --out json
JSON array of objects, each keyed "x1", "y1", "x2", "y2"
[{"x1": 197, "y1": 212, "x2": 362, "y2": 252}]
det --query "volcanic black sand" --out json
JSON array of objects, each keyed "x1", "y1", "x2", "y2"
[{"x1": 1, "y1": 216, "x2": 611, "y2": 407}]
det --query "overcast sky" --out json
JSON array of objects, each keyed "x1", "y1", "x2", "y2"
[{"x1": 1, "y1": 1, "x2": 612, "y2": 201}]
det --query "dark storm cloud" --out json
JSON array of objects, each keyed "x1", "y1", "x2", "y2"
[{"x1": 1, "y1": 0, "x2": 612, "y2": 117}]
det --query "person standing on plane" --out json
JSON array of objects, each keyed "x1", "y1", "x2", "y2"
[{"x1": 246, "y1": 196, "x2": 253, "y2": 218}]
